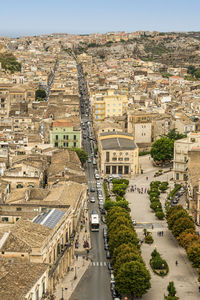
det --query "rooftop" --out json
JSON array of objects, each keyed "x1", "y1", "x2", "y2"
[
  {"x1": 0, "y1": 258, "x2": 48, "y2": 300},
  {"x1": 33, "y1": 208, "x2": 65, "y2": 229},
  {"x1": 101, "y1": 137, "x2": 137, "y2": 150}
]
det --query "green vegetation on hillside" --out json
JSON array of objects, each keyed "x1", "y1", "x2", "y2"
[{"x1": 0, "y1": 53, "x2": 21, "y2": 73}]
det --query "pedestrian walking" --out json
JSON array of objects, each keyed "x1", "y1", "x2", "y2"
[
  {"x1": 175, "y1": 260, "x2": 178, "y2": 266},
  {"x1": 152, "y1": 224, "x2": 154, "y2": 230}
]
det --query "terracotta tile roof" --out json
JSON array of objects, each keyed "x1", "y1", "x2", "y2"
[{"x1": 0, "y1": 258, "x2": 48, "y2": 300}]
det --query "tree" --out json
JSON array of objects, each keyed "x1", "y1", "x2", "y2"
[
  {"x1": 150, "y1": 137, "x2": 174, "y2": 162},
  {"x1": 155, "y1": 210, "x2": 165, "y2": 220},
  {"x1": 106, "y1": 207, "x2": 130, "y2": 226},
  {"x1": 114, "y1": 252, "x2": 144, "y2": 272},
  {"x1": 167, "y1": 281, "x2": 177, "y2": 297},
  {"x1": 112, "y1": 184, "x2": 127, "y2": 197},
  {"x1": 35, "y1": 89, "x2": 46, "y2": 100},
  {"x1": 112, "y1": 243, "x2": 139, "y2": 265},
  {"x1": 109, "y1": 227, "x2": 140, "y2": 254},
  {"x1": 165, "y1": 129, "x2": 186, "y2": 140},
  {"x1": 172, "y1": 217, "x2": 195, "y2": 237},
  {"x1": 194, "y1": 69, "x2": 200, "y2": 79},
  {"x1": 177, "y1": 231, "x2": 200, "y2": 250},
  {"x1": 167, "y1": 209, "x2": 189, "y2": 229},
  {"x1": 166, "y1": 205, "x2": 183, "y2": 220},
  {"x1": 187, "y1": 65, "x2": 196, "y2": 75},
  {"x1": 115, "y1": 261, "x2": 151, "y2": 299},
  {"x1": 71, "y1": 148, "x2": 88, "y2": 165},
  {"x1": 187, "y1": 242, "x2": 200, "y2": 267},
  {"x1": 108, "y1": 216, "x2": 133, "y2": 234}
]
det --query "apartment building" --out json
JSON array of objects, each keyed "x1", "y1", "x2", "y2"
[
  {"x1": 50, "y1": 120, "x2": 81, "y2": 148},
  {"x1": 187, "y1": 148, "x2": 200, "y2": 224},
  {"x1": 173, "y1": 132, "x2": 200, "y2": 182},
  {"x1": 93, "y1": 89, "x2": 128, "y2": 123}
]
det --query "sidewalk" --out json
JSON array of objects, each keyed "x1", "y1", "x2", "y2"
[{"x1": 54, "y1": 212, "x2": 91, "y2": 300}]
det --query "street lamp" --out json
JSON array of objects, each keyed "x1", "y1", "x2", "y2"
[
  {"x1": 61, "y1": 287, "x2": 64, "y2": 300},
  {"x1": 74, "y1": 266, "x2": 77, "y2": 280}
]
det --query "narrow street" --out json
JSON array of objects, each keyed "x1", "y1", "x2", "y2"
[{"x1": 70, "y1": 64, "x2": 112, "y2": 300}]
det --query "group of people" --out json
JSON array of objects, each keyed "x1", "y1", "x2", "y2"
[
  {"x1": 157, "y1": 231, "x2": 164, "y2": 236},
  {"x1": 129, "y1": 185, "x2": 149, "y2": 194}
]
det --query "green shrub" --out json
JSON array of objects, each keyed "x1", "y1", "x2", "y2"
[
  {"x1": 144, "y1": 234, "x2": 154, "y2": 244},
  {"x1": 155, "y1": 210, "x2": 165, "y2": 220},
  {"x1": 150, "y1": 201, "x2": 162, "y2": 211}
]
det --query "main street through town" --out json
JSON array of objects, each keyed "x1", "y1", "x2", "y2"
[
  {"x1": 71, "y1": 65, "x2": 200, "y2": 300},
  {"x1": 70, "y1": 65, "x2": 112, "y2": 300}
]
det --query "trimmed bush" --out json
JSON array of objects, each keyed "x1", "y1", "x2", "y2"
[{"x1": 155, "y1": 210, "x2": 165, "y2": 220}]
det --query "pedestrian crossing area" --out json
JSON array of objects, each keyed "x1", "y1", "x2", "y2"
[{"x1": 90, "y1": 261, "x2": 107, "y2": 267}]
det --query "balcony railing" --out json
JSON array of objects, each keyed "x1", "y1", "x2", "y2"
[{"x1": 48, "y1": 241, "x2": 73, "y2": 277}]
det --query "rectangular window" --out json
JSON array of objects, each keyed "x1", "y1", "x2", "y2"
[
  {"x1": 66, "y1": 142, "x2": 69, "y2": 147},
  {"x1": 176, "y1": 173, "x2": 179, "y2": 180},
  {"x1": 106, "y1": 166, "x2": 110, "y2": 174},
  {"x1": 55, "y1": 135, "x2": 58, "y2": 140},
  {"x1": 74, "y1": 135, "x2": 76, "y2": 140},
  {"x1": 124, "y1": 166, "x2": 129, "y2": 174},
  {"x1": 124, "y1": 158, "x2": 129, "y2": 161},
  {"x1": 55, "y1": 142, "x2": 58, "y2": 147},
  {"x1": 16, "y1": 207, "x2": 22, "y2": 211},
  {"x1": 63, "y1": 135, "x2": 66, "y2": 140},
  {"x1": 106, "y1": 152, "x2": 110, "y2": 162},
  {"x1": 112, "y1": 157, "x2": 117, "y2": 161},
  {"x1": 36, "y1": 290, "x2": 39, "y2": 300},
  {"x1": 118, "y1": 166, "x2": 123, "y2": 174},
  {"x1": 112, "y1": 166, "x2": 117, "y2": 174},
  {"x1": 42, "y1": 281, "x2": 45, "y2": 295},
  {"x1": 66, "y1": 135, "x2": 69, "y2": 140},
  {"x1": 73, "y1": 142, "x2": 76, "y2": 147}
]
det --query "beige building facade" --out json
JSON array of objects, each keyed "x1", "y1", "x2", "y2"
[
  {"x1": 173, "y1": 133, "x2": 200, "y2": 182},
  {"x1": 98, "y1": 132, "x2": 139, "y2": 177}
]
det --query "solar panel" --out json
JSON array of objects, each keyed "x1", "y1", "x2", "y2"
[
  {"x1": 43, "y1": 209, "x2": 65, "y2": 229},
  {"x1": 33, "y1": 209, "x2": 65, "y2": 229}
]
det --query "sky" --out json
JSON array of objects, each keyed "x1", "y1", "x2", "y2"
[{"x1": 1, "y1": 0, "x2": 200, "y2": 37}]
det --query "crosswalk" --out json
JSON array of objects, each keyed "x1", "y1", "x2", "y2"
[{"x1": 90, "y1": 261, "x2": 107, "y2": 267}]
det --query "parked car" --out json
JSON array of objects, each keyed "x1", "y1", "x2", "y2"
[
  {"x1": 90, "y1": 187, "x2": 95, "y2": 192},
  {"x1": 101, "y1": 215, "x2": 106, "y2": 224},
  {"x1": 112, "y1": 289, "x2": 120, "y2": 299},
  {"x1": 103, "y1": 227, "x2": 107, "y2": 238},
  {"x1": 90, "y1": 196, "x2": 95, "y2": 203},
  {"x1": 106, "y1": 251, "x2": 111, "y2": 259},
  {"x1": 110, "y1": 282, "x2": 116, "y2": 291},
  {"x1": 104, "y1": 243, "x2": 109, "y2": 250},
  {"x1": 107, "y1": 262, "x2": 113, "y2": 271}
]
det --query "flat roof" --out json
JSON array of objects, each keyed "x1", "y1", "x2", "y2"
[
  {"x1": 101, "y1": 137, "x2": 137, "y2": 150},
  {"x1": 33, "y1": 208, "x2": 65, "y2": 229}
]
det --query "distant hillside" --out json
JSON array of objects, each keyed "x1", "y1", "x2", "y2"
[
  {"x1": 0, "y1": 53, "x2": 21, "y2": 73},
  {"x1": 73, "y1": 32, "x2": 200, "y2": 67}
]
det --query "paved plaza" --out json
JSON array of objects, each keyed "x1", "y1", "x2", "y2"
[{"x1": 126, "y1": 155, "x2": 200, "y2": 300}]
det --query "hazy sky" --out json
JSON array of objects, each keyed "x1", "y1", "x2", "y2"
[{"x1": 1, "y1": 0, "x2": 200, "y2": 36}]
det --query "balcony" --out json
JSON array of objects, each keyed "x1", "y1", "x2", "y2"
[{"x1": 48, "y1": 241, "x2": 73, "y2": 277}]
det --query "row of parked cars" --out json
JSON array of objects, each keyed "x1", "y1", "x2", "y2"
[
  {"x1": 103, "y1": 228, "x2": 121, "y2": 300},
  {"x1": 170, "y1": 187, "x2": 185, "y2": 207}
]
